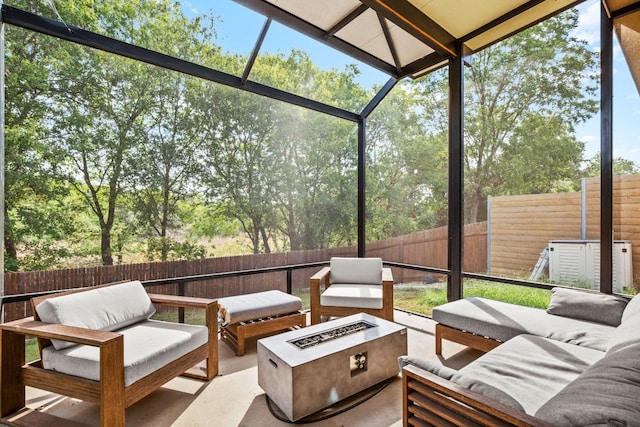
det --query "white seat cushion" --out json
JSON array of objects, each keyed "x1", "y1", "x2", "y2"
[
  {"x1": 458, "y1": 334, "x2": 604, "y2": 414},
  {"x1": 320, "y1": 284, "x2": 383, "y2": 309},
  {"x1": 217, "y1": 290, "x2": 302, "y2": 325},
  {"x1": 42, "y1": 319, "x2": 207, "y2": 386}
]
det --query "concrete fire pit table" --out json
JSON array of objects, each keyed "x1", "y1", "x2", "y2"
[{"x1": 257, "y1": 313, "x2": 408, "y2": 421}]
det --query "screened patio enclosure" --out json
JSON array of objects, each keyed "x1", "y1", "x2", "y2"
[{"x1": 1, "y1": 0, "x2": 639, "y2": 309}]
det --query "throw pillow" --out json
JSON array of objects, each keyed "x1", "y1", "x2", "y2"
[
  {"x1": 546, "y1": 287, "x2": 627, "y2": 326},
  {"x1": 621, "y1": 292, "x2": 640, "y2": 323},
  {"x1": 607, "y1": 311, "x2": 640, "y2": 354},
  {"x1": 535, "y1": 342, "x2": 640, "y2": 426}
]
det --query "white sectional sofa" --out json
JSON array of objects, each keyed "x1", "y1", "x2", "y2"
[{"x1": 401, "y1": 287, "x2": 640, "y2": 426}]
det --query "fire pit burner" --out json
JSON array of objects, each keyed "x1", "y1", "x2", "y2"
[{"x1": 288, "y1": 320, "x2": 376, "y2": 349}]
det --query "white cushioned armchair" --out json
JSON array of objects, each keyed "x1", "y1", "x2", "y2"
[
  {"x1": 310, "y1": 257, "x2": 394, "y2": 324},
  {"x1": 0, "y1": 280, "x2": 218, "y2": 427}
]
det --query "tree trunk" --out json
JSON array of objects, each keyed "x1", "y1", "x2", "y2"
[
  {"x1": 467, "y1": 186, "x2": 481, "y2": 224},
  {"x1": 260, "y1": 226, "x2": 271, "y2": 254},
  {"x1": 4, "y1": 205, "x2": 18, "y2": 270},
  {"x1": 101, "y1": 227, "x2": 113, "y2": 265}
]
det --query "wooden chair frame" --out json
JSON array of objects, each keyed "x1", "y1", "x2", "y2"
[
  {"x1": 0, "y1": 285, "x2": 218, "y2": 427},
  {"x1": 309, "y1": 266, "x2": 394, "y2": 324}
]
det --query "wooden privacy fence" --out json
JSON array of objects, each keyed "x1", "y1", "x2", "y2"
[
  {"x1": 2, "y1": 222, "x2": 487, "y2": 322},
  {"x1": 489, "y1": 174, "x2": 640, "y2": 286},
  {"x1": 368, "y1": 221, "x2": 487, "y2": 282},
  {"x1": 7, "y1": 173, "x2": 634, "y2": 322}
]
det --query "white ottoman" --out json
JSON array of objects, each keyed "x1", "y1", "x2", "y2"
[{"x1": 218, "y1": 290, "x2": 306, "y2": 355}]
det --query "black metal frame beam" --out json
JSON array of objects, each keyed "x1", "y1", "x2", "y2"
[
  {"x1": 377, "y1": 13, "x2": 402, "y2": 75},
  {"x1": 358, "y1": 116, "x2": 366, "y2": 258},
  {"x1": 357, "y1": 78, "x2": 398, "y2": 258},
  {"x1": 600, "y1": 2, "x2": 614, "y2": 294},
  {"x1": 233, "y1": 0, "x2": 399, "y2": 77},
  {"x1": 401, "y1": 53, "x2": 447, "y2": 78},
  {"x1": 241, "y1": 17, "x2": 271, "y2": 85},
  {"x1": 326, "y1": 4, "x2": 368, "y2": 38},
  {"x1": 448, "y1": 41, "x2": 464, "y2": 302},
  {"x1": 609, "y1": 0, "x2": 640, "y2": 19},
  {"x1": 360, "y1": 0, "x2": 456, "y2": 57},
  {"x1": 462, "y1": 0, "x2": 584, "y2": 55},
  {"x1": 1, "y1": 5, "x2": 359, "y2": 123},
  {"x1": 461, "y1": 0, "x2": 545, "y2": 42},
  {"x1": 361, "y1": 77, "x2": 397, "y2": 118}
]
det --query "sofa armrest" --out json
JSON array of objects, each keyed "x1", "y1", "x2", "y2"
[
  {"x1": 0, "y1": 317, "x2": 121, "y2": 347},
  {"x1": 310, "y1": 267, "x2": 330, "y2": 325},
  {"x1": 148, "y1": 294, "x2": 216, "y2": 310},
  {"x1": 310, "y1": 267, "x2": 331, "y2": 287},
  {"x1": 382, "y1": 267, "x2": 393, "y2": 284},
  {"x1": 1, "y1": 317, "x2": 125, "y2": 422},
  {"x1": 402, "y1": 365, "x2": 553, "y2": 427}
]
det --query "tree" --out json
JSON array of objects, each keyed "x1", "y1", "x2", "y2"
[
  {"x1": 193, "y1": 83, "x2": 279, "y2": 254},
  {"x1": 582, "y1": 153, "x2": 640, "y2": 177},
  {"x1": 267, "y1": 60, "x2": 370, "y2": 250},
  {"x1": 3, "y1": 19, "x2": 77, "y2": 271},
  {"x1": 46, "y1": 0, "x2": 218, "y2": 265},
  {"x1": 192, "y1": 51, "x2": 371, "y2": 253},
  {"x1": 270, "y1": 105, "x2": 359, "y2": 250},
  {"x1": 366, "y1": 82, "x2": 448, "y2": 237},
  {"x1": 415, "y1": 9, "x2": 598, "y2": 223},
  {"x1": 126, "y1": 72, "x2": 207, "y2": 261}
]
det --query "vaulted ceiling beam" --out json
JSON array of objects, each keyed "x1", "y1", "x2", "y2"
[
  {"x1": 234, "y1": 0, "x2": 398, "y2": 76},
  {"x1": 325, "y1": 4, "x2": 368, "y2": 38},
  {"x1": 461, "y1": 0, "x2": 545, "y2": 42},
  {"x1": 359, "y1": 0, "x2": 457, "y2": 57},
  {"x1": 378, "y1": 14, "x2": 402, "y2": 74},
  {"x1": 609, "y1": 0, "x2": 640, "y2": 19}
]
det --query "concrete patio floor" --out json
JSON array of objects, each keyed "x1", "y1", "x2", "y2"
[{"x1": 3, "y1": 311, "x2": 483, "y2": 427}]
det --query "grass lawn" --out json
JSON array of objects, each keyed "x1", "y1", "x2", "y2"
[{"x1": 394, "y1": 279, "x2": 551, "y2": 316}]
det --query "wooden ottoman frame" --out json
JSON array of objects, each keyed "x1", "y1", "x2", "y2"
[
  {"x1": 218, "y1": 290, "x2": 306, "y2": 356},
  {"x1": 221, "y1": 311, "x2": 306, "y2": 356}
]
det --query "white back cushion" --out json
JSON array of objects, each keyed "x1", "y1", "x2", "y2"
[
  {"x1": 36, "y1": 280, "x2": 156, "y2": 350},
  {"x1": 622, "y1": 292, "x2": 640, "y2": 323},
  {"x1": 330, "y1": 257, "x2": 382, "y2": 285}
]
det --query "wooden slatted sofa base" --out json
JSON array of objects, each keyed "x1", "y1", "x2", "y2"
[
  {"x1": 0, "y1": 281, "x2": 218, "y2": 427},
  {"x1": 218, "y1": 290, "x2": 306, "y2": 356},
  {"x1": 402, "y1": 363, "x2": 554, "y2": 427}
]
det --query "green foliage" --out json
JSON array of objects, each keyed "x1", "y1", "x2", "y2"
[
  {"x1": 412, "y1": 9, "x2": 598, "y2": 225},
  {"x1": 582, "y1": 152, "x2": 640, "y2": 177},
  {"x1": 2, "y1": 1, "x2": 625, "y2": 272},
  {"x1": 367, "y1": 82, "x2": 449, "y2": 235},
  {"x1": 393, "y1": 281, "x2": 551, "y2": 316},
  {"x1": 462, "y1": 280, "x2": 551, "y2": 309},
  {"x1": 145, "y1": 237, "x2": 206, "y2": 262}
]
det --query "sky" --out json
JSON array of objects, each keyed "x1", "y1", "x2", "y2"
[
  {"x1": 574, "y1": 0, "x2": 640, "y2": 164},
  {"x1": 183, "y1": 0, "x2": 640, "y2": 165}
]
